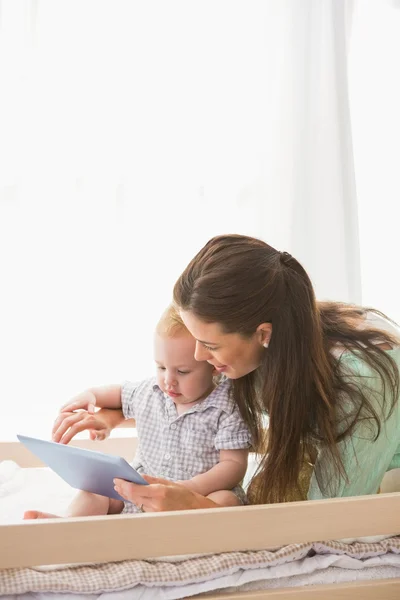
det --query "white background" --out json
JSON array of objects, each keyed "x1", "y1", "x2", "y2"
[{"x1": 0, "y1": 0, "x2": 399, "y2": 439}]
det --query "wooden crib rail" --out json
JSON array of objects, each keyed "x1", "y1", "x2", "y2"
[
  {"x1": 1, "y1": 491, "x2": 400, "y2": 569},
  {"x1": 0, "y1": 436, "x2": 138, "y2": 467}
]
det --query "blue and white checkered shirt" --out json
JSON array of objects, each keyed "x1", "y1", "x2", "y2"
[{"x1": 121, "y1": 377, "x2": 252, "y2": 482}]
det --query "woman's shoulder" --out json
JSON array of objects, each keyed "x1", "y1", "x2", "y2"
[
  {"x1": 334, "y1": 312, "x2": 400, "y2": 403},
  {"x1": 336, "y1": 336, "x2": 400, "y2": 422},
  {"x1": 338, "y1": 345, "x2": 400, "y2": 379},
  {"x1": 337, "y1": 334, "x2": 400, "y2": 374},
  {"x1": 331, "y1": 311, "x2": 400, "y2": 361},
  {"x1": 363, "y1": 311, "x2": 400, "y2": 340}
]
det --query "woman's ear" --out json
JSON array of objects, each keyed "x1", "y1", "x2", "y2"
[{"x1": 256, "y1": 323, "x2": 272, "y2": 348}]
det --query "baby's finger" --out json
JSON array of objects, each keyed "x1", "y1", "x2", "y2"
[
  {"x1": 52, "y1": 413, "x2": 86, "y2": 443},
  {"x1": 52, "y1": 413, "x2": 70, "y2": 437},
  {"x1": 60, "y1": 400, "x2": 96, "y2": 414},
  {"x1": 59, "y1": 419, "x2": 98, "y2": 445},
  {"x1": 52, "y1": 411, "x2": 82, "y2": 439},
  {"x1": 89, "y1": 429, "x2": 107, "y2": 441},
  {"x1": 52, "y1": 412, "x2": 82, "y2": 441}
]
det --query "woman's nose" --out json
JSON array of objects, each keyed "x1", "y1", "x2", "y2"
[{"x1": 194, "y1": 341, "x2": 211, "y2": 361}]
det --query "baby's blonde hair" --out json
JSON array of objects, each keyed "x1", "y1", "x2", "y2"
[
  {"x1": 156, "y1": 303, "x2": 220, "y2": 384},
  {"x1": 155, "y1": 303, "x2": 189, "y2": 338}
]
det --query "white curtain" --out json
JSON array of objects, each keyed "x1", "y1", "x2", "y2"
[
  {"x1": 0, "y1": 0, "x2": 382, "y2": 439},
  {"x1": 349, "y1": 0, "x2": 400, "y2": 323},
  {"x1": 262, "y1": 0, "x2": 360, "y2": 303}
]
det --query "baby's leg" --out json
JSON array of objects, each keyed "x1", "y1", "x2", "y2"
[
  {"x1": 206, "y1": 490, "x2": 242, "y2": 507},
  {"x1": 24, "y1": 492, "x2": 123, "y2": 520},
  {"x1": 66, "y1": 492, "x2": 123, "y2": 517}
]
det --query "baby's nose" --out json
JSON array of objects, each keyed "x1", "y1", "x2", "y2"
[{"x1": 165, "y1": 374, "x2": 177, "y2": 387}]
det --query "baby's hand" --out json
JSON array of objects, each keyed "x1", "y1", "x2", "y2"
[{"x1": 52, "y1": 391, "x2": 110, "y2": 444}]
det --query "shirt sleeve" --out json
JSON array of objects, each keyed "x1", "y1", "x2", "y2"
[
  {"x1": 214, "y1": 406, "x2": 252, "y2": 450},
  {"x1": 308, "y1": 348, "x2": 400, "y2": 499},
  {"x1": 121, "y1": 380, "x2": 139, "y2": 420}
]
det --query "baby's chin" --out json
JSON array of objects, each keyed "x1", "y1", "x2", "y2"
[
  {"x1": 164, "y1": 390, "x2": 193, "y2": 403},
  {"x1": 174, "y1": 396, "x2": 199, "y2": 404},
  {"x1": 173, "y1": 394, "x2": 206, "y2": 406}
]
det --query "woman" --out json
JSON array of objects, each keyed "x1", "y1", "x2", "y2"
[{"x1": 53, "y1": 234, "x2": 400, "y2": 510}]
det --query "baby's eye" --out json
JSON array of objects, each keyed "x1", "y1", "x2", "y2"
[
  {"x1": 178, "y1": 370, "x2": 190, "y2": 375},
  {"x1": 157, "y1": 366, "x2": 166, "y2": 371}
]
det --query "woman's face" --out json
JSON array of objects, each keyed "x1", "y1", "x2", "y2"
[{"x1": 180, "y1": 310, "x2": 271, "y2": 379}]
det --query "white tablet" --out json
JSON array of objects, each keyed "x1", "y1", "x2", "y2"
[{"x1": 17, "y1": 434, "x2": 148, "y2": 502}]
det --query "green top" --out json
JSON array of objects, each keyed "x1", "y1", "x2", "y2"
[{"x1": 308, "y1": 346, "x2": 400, "y2": 499}]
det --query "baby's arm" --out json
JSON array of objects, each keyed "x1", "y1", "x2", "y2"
[
  {"x1": 73, "y1": 385, "x2": 135, "y2": 427},
  {"x1": 52, "y1": 385, "x2": 135, "y2": 444},
  {"x1": 182, "y1": 449, "x2": 249, "y2": 496},
  {"x1": 69, "y1": 385, "x2": 122, "y2": 411},
  {"x1": 180, "y1": 392, "x2": 252, "y2": 496}
]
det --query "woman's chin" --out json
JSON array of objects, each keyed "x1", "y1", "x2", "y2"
[
  {"x1": 221, "y1": 368, "x2": 237, "y2": 379},
  {"x1": 226, "y1": 365, "x2": 259, "y2": 379}
]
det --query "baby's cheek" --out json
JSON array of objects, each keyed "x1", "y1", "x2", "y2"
[
  {"x1": 156, "y1": 375, "x2": 164, "y2": 391},
  {"x1": 186, "y1": 380, "x2": 201, "y2": 398}
]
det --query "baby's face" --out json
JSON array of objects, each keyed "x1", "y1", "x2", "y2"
[{"x1": 154, "y1": 332, "x2": 215, "y2": 406}]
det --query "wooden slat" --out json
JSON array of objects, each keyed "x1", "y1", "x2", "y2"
[
  {"x1": 1, "y1": 492, "x2": 400, "y2": 569},
  {"x1": 0, "y1": 436, "x2": 138, "y2": 466}
]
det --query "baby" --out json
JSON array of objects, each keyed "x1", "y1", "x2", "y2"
[{"x1": 24, "y1": 304, "x2": 251, "y2": 519}]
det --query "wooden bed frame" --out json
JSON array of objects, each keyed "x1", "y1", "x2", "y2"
[{"x1": 1, "y1": 436, "x2": 400, "y2": 599}]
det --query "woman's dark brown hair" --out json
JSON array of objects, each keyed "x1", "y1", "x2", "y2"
[{"x1": 173, "y1": 234, "x2": 400, "y2": 503}]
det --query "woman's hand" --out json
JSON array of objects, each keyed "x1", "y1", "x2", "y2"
[
  {"x1": 114, "y1": 475, "x2": 218, "y2": 512},
  {"x1": 52, "y1": 392, "x2": 111, "y2": 444},
  {"x1": 176, "y1": 479, "x2": 203, "y2": 494}
]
